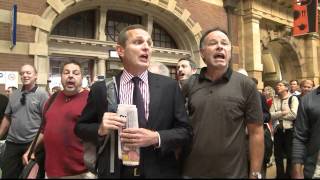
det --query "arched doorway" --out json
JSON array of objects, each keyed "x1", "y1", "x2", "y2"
[
  {"x1": 262, "y1": 38, "x2": 301, "y2": 87},
  {"x1": 30, "y1": 0, "x2": 203, "y2": 86}
]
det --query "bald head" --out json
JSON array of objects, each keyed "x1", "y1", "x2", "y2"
[{"x1": 19, "y1": 64, "x2": 38, "y2": 89}]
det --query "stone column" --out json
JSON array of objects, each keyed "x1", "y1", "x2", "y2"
[
  {"x1": 93, "y1": 7, "x2": 108, "y2": 78},
  {"x1": 303, "y1": 33, "x2": 319, "y2": 85},
  {"x1": 34, "y1": 55, "x2": 50, "y2": 89},
  {"x1": 96, "y1": 7, "x2": 107, "y2": 41},
  {"x1": 142, "y1": 13, "x2": 153, "y2": 35},
  {"x1": 243, "y1": 13, "x2": 264, "y2": 89},
  {"x1": 97, "y1": 57, "x2": 107, "y2": 77},
  {"x1": 30, "y1": 29, "x2": 50, "y2": 89}
]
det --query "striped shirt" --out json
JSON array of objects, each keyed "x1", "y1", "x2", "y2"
[{"x1": 119, "y1": 70, "x2": 150, "y2": 120}]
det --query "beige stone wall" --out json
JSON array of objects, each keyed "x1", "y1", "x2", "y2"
[{"x1": 0, "y1": 0, "x2": 319, "y2": 93}]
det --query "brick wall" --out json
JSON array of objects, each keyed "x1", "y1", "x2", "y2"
[
  {"x1": 0, "y1": 53, "x2": 33, "y2": 93},
  {"x1": 0, "y1": 23, "x2": 35, "y2": 42},
  {"x1": 0, "y1": 0, "x2": 47, "y2": 16},
  {"x1": 0, "y1": 53, "x2": 33, "y2": 71},
  {"x1": 0, "y1": 0, "x2": 47, "y2": 43},
  {"x1": 176, "y1": 0, "x2": 228, "y2": 32}
]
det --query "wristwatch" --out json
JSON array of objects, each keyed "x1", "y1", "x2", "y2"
[{"x1": 251, "y1": 172, "x2": 262, "y2": 179}]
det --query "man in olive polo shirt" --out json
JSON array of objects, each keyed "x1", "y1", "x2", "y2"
[
  {"x1": 0, "y1": 64, "x2": 48, "y2": 178},
  {"x1": 182, "y1": 28, "x2": 264, "y2": 178}
]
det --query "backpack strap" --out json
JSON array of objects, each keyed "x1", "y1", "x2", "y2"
[
  {"x1": 97, "y1": 77, "x2": 117, "y2": 174},
  {"x1": 186, "y1": 74, "x2": 199, "y2": 99},
  {"x1": 27, "y1": 91, "x2": 59, "y2": 159},
  {"x1": 288, "y1": 95, "x2": 293, "y2": 109}
]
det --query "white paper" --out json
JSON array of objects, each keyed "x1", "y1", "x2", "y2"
[{"x1": 117, "y1": 104, "x2": 140, "y2": 166}]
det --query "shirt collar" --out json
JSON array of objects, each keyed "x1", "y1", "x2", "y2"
[
  {"x1": 121, "y1": 69, "x2": 148, "y2": 84},
  {"x1": 21, "y1": 85, "x2": 38, "y2": 93},
  {"x1": 199, "y1": 66, "x2": 233, "y2": 82}
]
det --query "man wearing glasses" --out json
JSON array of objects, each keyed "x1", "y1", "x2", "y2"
[{"x1": 0, "y1": 64, "x2": 48, "y2": 178}]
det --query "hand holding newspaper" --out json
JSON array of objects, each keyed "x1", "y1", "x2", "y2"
[{"x1": 117, "y1": 104, "x2": 140, "y2": 166}]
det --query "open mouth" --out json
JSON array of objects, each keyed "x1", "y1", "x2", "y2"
[
  {"x1": 140, "y1": 54, "x2": 149, "y2": 62},
  {"x1": 66, "y1": 81, "x2": 75, "y2": 87},
  {"x1": 178, "y1": 72, "x2": 185, "y2": 77},
  {"x1": 214, "y1": 53, "x2": 225, "y2": 59}
]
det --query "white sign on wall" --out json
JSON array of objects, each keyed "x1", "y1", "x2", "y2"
[
  {"x1": 4, "y1": 71, "x2": 18, "y2": 90},
  {"x1": 0, "y1": 71, "x2": 5, "y2": 84}
]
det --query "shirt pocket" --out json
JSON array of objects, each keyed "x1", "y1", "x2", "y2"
[
  {"x1": 217, "y1": 96, "x2": 244, "y2": 121},
  {"x1": 28, "y1": 98, "x2": 41, "y2": 114}
]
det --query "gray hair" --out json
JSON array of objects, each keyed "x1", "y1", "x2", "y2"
[{"x1": 148, "y1": 61, "x2": 170, "y2": 77}]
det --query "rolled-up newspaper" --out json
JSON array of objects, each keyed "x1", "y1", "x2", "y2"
[{"x1": 117, "y1": 104, "x2": 140, "y2": 166}]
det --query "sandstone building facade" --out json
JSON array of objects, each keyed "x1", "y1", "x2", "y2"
[{"x1": 0, "y1": 0, "x2": 319, "y2": 92}]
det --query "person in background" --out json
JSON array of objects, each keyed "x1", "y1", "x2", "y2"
[
  {"x1": 251, "y1": 77, "x2": 272, "y2": 178},
  {"x1": 148, "y1": 61, "x2": 170, "y2": 77},
  {"x1": 5, "y1": 86, "x2": 18, "y2": 97},
  {"x1": 51, "y1": 86, "x2": 62, "y2": 94},
  {"x1": 298, "y1": 79, "x2": 314, "y2": 99},
  {"x1": 0, "y1": 64, "x2": 48, "y2": 178},
  {"x1": 74, "y1": 24, "x2": 192, "y2": 178},
  {"x1": 237, "y1": 68, "x2": 248, "y2": 76},
  {"x1": 270, "y1": 80, "x2": 299, "y2": 178},
  {"x1": 0, "y1": 93, "x2": 8, "y2": 138},
  {"x1": 22, "y1": 61, "x2": 93, "y2": 178},
  {"x1": 176, "y1": 57, "x2": 197, "y2": 81},
  {"x1": 263, "y1": 85, "x2": 276, "y2": 137},
  {"x1": 263, "y1": 86, "x2": 275, "y2": 109},
  {"x1": 290, "y1": 80, "x2": 301, "y2": 96},
  {"x1": 182, "y1": 28, "x2": 264, "y2": 179},
  {"x1": 291, "y1": 86, "x2": 320, "y2": 178}
]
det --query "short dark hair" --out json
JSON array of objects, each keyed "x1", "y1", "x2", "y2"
[
  {"x1": 276, "y1": 80, "x2": 290, "y2": 90},
  {"x1": 118, "y1": 24, "x2": 148, "y2": 47},
  {"x1": 7, "y1": 86, "x2": 17, "y2": 91},
  {"x1": 289, "y1": 79, "x2": 299, "y2": 85},
  {"x1": 251, "y1": 77, "x2": 258, "y2": 85},
  {"x1": 178, "y1": 56, "x2": 197, "y2": 69},
  {"x1": 60, "y1": 60, "x2": 83, "y2": 75},
  {"x1": 199, "y1": 28, "x2": 229, "y2": 49}
]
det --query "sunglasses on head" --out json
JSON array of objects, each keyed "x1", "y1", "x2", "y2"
[{"x1": 20, "y1": 92, "x2": 27, "y2": 105}]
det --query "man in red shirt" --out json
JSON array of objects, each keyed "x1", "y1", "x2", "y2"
[{"x1": 22, "y1": 61, "x2": 93, "y2": 178}]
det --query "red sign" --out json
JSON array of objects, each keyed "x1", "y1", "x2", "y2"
[{"x1": 293, "y1": 0, "x2": 318, "y2": 36}]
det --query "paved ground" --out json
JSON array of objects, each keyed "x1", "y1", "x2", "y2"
[
  {"x1": 0, "y1": 155, "x2": 279, "y2": 179},
  {"x1": 266, "y1": 162, "x2": 276, "y2": 178},
  {"x1": 1, "y1": 166, "x2": 275, "y2": 179}
]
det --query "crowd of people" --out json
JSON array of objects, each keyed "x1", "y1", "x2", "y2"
[{"x1": 0, "y1": 24, "x2": 319, "y2": 179}]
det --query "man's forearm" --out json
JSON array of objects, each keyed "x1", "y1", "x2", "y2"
[
  {"x1": 34, "y1": 133, "x2": 44, "y2": 152},
  {"x1": 248, "y1": 124, "x2": 264, "y2": 176},
  {"x1": 0, "y1": 116, "x2": 10, "y2": 139}
]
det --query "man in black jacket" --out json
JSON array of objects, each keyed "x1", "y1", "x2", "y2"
[
  {"x1": 0, "y1": 94, "x2": 8, "y2": 128},
  {"x1": 74, "y1": 24, "x2": 192, "y2": 178},
  {"x1": 292, "y1": 86, "x2": 320, "y2": 178}
]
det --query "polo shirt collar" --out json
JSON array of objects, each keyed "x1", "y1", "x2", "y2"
[
  {"x1": 199, "y1": 66, "x2": 233, "y2": 82},
  {"x1": 21, "y1": 85, "x2": 38, "y2": 93}
]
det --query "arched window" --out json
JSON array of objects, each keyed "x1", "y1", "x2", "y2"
[
  {"x1": 152, "y1": 23, "x2": 177, "y2": 49},
  {"x1": 106, "y1": 10, "x2": 142, "y2": 42},
  {"x1": 52, "y1": 10, "x2": 95, "y2": 39}
]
